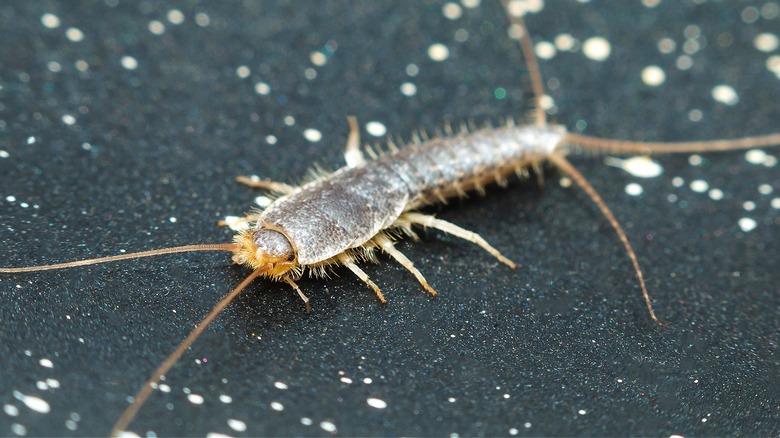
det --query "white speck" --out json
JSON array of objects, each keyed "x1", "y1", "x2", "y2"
[
  {"x1": 320, "y1": 421, "x2": 337, "y2": 434},
  {"x1": 539, "y1": 94, "x2": 555, "y2": 111},
  {"x1": 270, "y1": 401, "x2": 284, "y2": 411},
  {"x1": 509, "y1": 428, "x2": 518, "y2": 436},
  {"x1": 205, "y1": 433, "x2": 231, "y2": 438},
  {"x1": 758, "y1": 184, "x2": 773, "y2": 195},
  {"x1": 743, "y1": 201, "x2": 756, "y2": 211},
  {"x1": 604, "y1": 156, "x2": 663, "y2": 178},
  {"x1": 284, "y1": 116, "x2": 296, "y2": 126},
  {"x1": 657, "y1": 37, "x2": 676, "y2": 54},
  {"x1": 524, "y1": 422, "x2": 532, "y2": 428},
  {"x1": 363, "y1": 377, "x2": 373, "y2": 384},
  {"x1": 669, "y1": 435, "x2": 686, "y2": 438},
  {"x1": 41, "y1": 13, "x2": 60, "y2": 29},
  {"x1": 534, "y1": 41, "x2": 556, "y2": 59},
  {"x1": 62, "y1": 114, "x2": 76, "y2": 125},
  {"x1": 303, "y1": 128, "x2": 322, "y2": 142},
  {"x1": 400, "y1": 82, "x2": 417, "y2": 96},
  {"x1": 65, "y1": 27, "x2": 84, "y2": 42},
  {"x1": 340, "y1": 377, "x2": 353, "y2": 384},
  {"x1": 690, "y1": 180, "x2": 709, "y2": 193},
  {"x1": 712, "y1": 84, "x2": 739, "y2": 105},
  {"x1": 708, "y1": 189, "x2": 724, "y2": 201},
  {"x1": 428, "y1": 43, "x2": 450, "y2": 62},
  {"x1": 0, "y1": 150, "x2": 9, "y2": 158},
  {"x1": 366, "y1": 121, "x2": 387, "y2": 137},
  {"x1": 745, "y1": 149, "x2": 776, "y2": 167},
  {"x1": 274, "y1": 381, "x2": 289, "y2": 390},
  {"x1": 13, "y1": 391, "x2": 51, "y2": 414},
  {"x1": 254, "y1": 82, "x2": 271, "y2": 95},
  {"x1": 252, "y1": 195, "x2": 271, "y2": 208},
  {"x1": 676, "y1": 55, "x2": 694, "y2": 70},
  {"x1": 167, "y1": 9, "x2": 185, "y2": 24},
  {"x1": 625, "y1": 183, "x2": 643, "y2": 196},
  {"x1": 219, "y1": 394, "x2": 232, "y2": 403},
  {"x1": 738, "y1": 217, "x2": 757, "y2": 232},
  {"x1": 442, "y1": 2, "x2": 463, "y2": 20},
  {"x1": 65, "y1": 420, "x2": 78, "y2": 431},
  {"x1": 227, "y1": 419, "x2": 246, "y2": 432},
  {"x1": 578, "y1": 409, "x2": 587, "y2": 415},
  {"x1": 448, "y1": 397, "x2": 456, "y2": 403},
  {"x1": 301, "y1": 417, "x2": 313, "y2": 426},
  {"x1": 75, "y1": 60, "x2": 89, "y2": 72},
  {"x1": 461, "y1": 0, "x2": 481, "y2": 9},
  {"x1": 6, "y1": 195, "x2": 16, "y2": 202},
  {"x1": 195, "y1": 13, "x2": 211, "y2": 27},
  {"x1": 4, "y1": 404, "x2": 19, "y2": 416},
  {"x1": 688, "y1": 154, "x2": 703, "y2": 166},
  {"x1": 120, "y1": 56, "x2": 138, "y2": 70},
  {"x1": 641, "y1": 65, "x2": 666, "y2": 86},
  {"x1": 583, "y1": 36, "x2": 611, "y2": 61},
  {"x1": 11, "y1": 423, "x2": 26, "y2": 436},
  {"x1": 168, "y1": 217, "x2": 177, "y2": 223},
  {"x1": 47, "y1": 61, "x2": 62, "y2": 72},
  {"x1": 266, "y1": 135, "x2": 277, "y2": 144},
  {"x1": 503, "y1": 393, "x2": 511, "y2": 399},
  {"x1": 187, "y1": 394, "x2": 204, "y2": 405},
  {"x1": 39, "y1": 358, "x2": 54, "y2": 368},
  {"x1": 158, "y1": 384, "x2": 171, "y2": 393},
  {"x1": 554, "y1": 33, "x2": 576, "y2": 51},
  {"x1": 770, "y1": 197, "x2": 780, "y2": 209},
  {"x1": 754, "y1": 33, "x2": 779, "y2": 52},
  {"x1": 367, "y1": 397, "x2": 387, "y2": 409},
  {"x1": 236, "y1": 65, "x2": 250, "y2": 78},
  {"x1": 36, "y1": 381, "x2": 48, "y2": 390},
  {"x1": 688, "y1": 108, "x2": 704, "y2": 122},
  {"x1": 310, "y1": 51, "x2": 327, "y2": 66},
  {"x1": 148, "y1": 20, "x2": 166, "y2": 35},
  {"x1": 767, "y1": 55, "x2": 780, "y2": 78},
  {"x1": 405, "y1": 63, "x2": 419, "y2": 76}
]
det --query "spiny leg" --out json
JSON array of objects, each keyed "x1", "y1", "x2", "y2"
[
  {"x1": 546, "y1": 152, "x2": 666, "y2": 327},
  {"x1": 235, "y1": 176, "x2": 295, "y2": 194},
  {"x1": 343, "y1": 115, "x2": 366, "y2": 168},
  {"x1": 400, "y1": 212, "x2": 517, "y2": 269},
  {"x1": 374, "y1": 235, "x2": 437, "y2": 297},
  {"x1": 337, "y1": 253, "x2": 386, "y2": 303},
  {"x1": 283, "y1": 277, "x2": 311, "y2": 313},
  {"x1": 217, "y1": 213, "x2": 263, "y2": 229}
]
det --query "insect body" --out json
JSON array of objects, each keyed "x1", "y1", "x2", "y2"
[
  {"x1": 1, "y1": 1, "x2": 779, "y2": 436},
  {"x1": 233, "y1": 122, "x2": 564, "y2": 299}
]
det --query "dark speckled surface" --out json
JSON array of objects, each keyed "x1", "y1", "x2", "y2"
[{"x1": 1, "y1": 1, "x2": 778, "y2": 436}]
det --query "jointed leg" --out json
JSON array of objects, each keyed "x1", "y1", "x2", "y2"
[
  {"x1": 343, "y1": 116, "x2": 366, "y2": 168},
  {"x1": 400, "y1": 212, "x2": 517, "y2": 269},
  {"x1": 337, "y1": 253, "x2": 386, "y2": 303},
  {"x1": 374, "y1": 235, "x2": 437, "y2": 296},
  {"x1": 235, "y1": 176, "x2": 295, "y2": 194},
  {"x1": 283, "y1": 277, "x2": 311, "y2": 313}
]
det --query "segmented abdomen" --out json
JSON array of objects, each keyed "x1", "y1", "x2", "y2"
[{"x1": 260, "y1": 124, "x2": 566, "y2": 264}]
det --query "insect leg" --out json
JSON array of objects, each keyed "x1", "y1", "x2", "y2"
[
  {"x1": 337, "y1": 253, "x2": 386, "y2": 303},
  {"x1": 343, "y1": 115, "x2": 366, "y2": 168},
  {"x1": 216, "y1": 213, "x2": 263, "y2": 229},
  {"x1": 400, "y1": 212, "x2": 517, "y2": 269},
  {"x1": 373, "y1": 235, "x2": 438, "y2": 297},
  {"x1": 234, "y1": 176, "x2": 295, "y2": 194},
  {"x1": 283, "y1": 277, "x2": 311, "y2": 313}
]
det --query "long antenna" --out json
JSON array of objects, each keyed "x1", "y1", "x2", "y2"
[
  {"x1": 501, "y1": 0, "x2": 546, "y2": 126},
  {"x1": 565, "y1": 132, "x2": 780, "y2": 155},
  {"x1": 110, "y1": 265, "x2": 271, "y2": 437},
  {"x1": 0, "y1": 244, "x2": 240, "y2": 273},
  {"x1": 547, "y1": 153, "x2": 667, "y2": 326}
]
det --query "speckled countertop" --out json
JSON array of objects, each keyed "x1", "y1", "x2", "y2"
[{"x1": 0, "y1": 1, "x2": 778, "y2": 436}]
